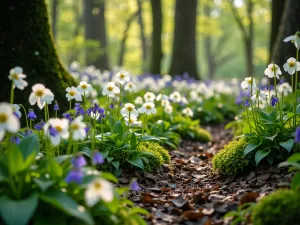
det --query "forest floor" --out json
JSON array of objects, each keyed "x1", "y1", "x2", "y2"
[{"x1": 121, "y1": 124, "x2": 292, "y2": 225}]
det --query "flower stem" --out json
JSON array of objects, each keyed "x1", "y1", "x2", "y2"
[
  {"x1": 295, "y1": 49, "x2": 299, "y2": 128},
  {"x1": 10, "y1": 82, "x2": 14, "y2": 104},
  {"x1": 69, "y1": 100, "x2": 72, "y2": 111},
  {"x1": 19, "y1": 104, "x2": 29, "y2": 128}
]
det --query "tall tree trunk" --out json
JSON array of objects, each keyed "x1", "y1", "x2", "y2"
[
  {"x1": 169, "y1": 0, "x2": 199, "y2": 79},
  {"x1": 150, "y1": 0, "x2": 162, "y2": 74},
  {"x1": 51, "y1": 0, "x2": 58, "y2": 40},
  {"x1": 204, "y1": 5, "x2": 215, "y2": 79},
  {"x1": 84, "y1": 0, "x2": 110, "y2": 70},
  {"x1": 137, "y1": 0, "x2": 147, "y2": 69},
  {"x1": 69, "y1": 0, "x2": 82, "y2": 63},
  {"x1": 0, "y1": 0, "x2": 75, "y2": 111},
  {"x1": 269, "y1": 0, "x2": 286, "y2": 58}
]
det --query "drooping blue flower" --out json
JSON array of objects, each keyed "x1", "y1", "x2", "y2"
[
  {"x1": 74, "y1": 103, "x2": 85, "y2": 115},
  {"x1": 271, "y1": 96, "x2": 279, "y2": 107},
  {"x1": 130, "y1": 180, "x2": 141, "y2": 191},
  {"x1": 34, "y1": 120, "x2": 45, "y2": 131},
  {"x1": 93, "y1": 152, "x2": 104, "y2": 165},
  {"x1": 244, "y1": 99, "x2": 250, "y2": 107},
  {"x1": 28, "y1": 109, "x2": 37, "y2": 120},
  {"x1": 87, "y1": 103, "x2": 106, "y2": 121},
  {"x1": 62, "y1": 113, "x2": 72, "y2": 122},
  {"x1": 24, "y1": 129, "x2": 33, "y2": 137},
  {"x1": 295, "y1": 127, "x2": 300, "y2": 143},
  {"x1": 65, "y1": 168, "x2": 84, "y2": 184},
  {"x1": 72, "y1": 155, "x2": 87, "y2": 168},
  {"x1": 10, "y1": 135, "x2": 21, "y2": 145},
  {"x1": 109, "y1": 103, "x2": 114, "y2": 109},
  {"x1": 53, "y1": 101, "x2": 59, "y2": 111},
  {"x1": 84, "y1": 126, "x2": 90, "y2": 134}
]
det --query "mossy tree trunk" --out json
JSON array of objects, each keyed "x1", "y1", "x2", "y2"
[{"x1": 0, "y1": 0, "x2": 75, "y2": 111}]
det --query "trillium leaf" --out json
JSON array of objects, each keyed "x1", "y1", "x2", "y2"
[
  {"x1": 113, "y1": 120, "x2": 123, "y2": 137},
  {"x1": 127, "y1": 157, "x2": 144, "y2": 169},
  {"x1": 279, "y1": 139, "x2": 294, "y2": 153},
  {"x1": 107, "y1": 156, "x2": 114, "y2": 163},
  {"x1": 0, "y1": 193, "x2": 38, "y2": 225},
  {"x1": 111, "y1": 161, "x2": 120, "y2": 170},
  {"x1": 34, "y1": 178, "x2": 55, "y2": 192},
  {"x1": 244, "y1": 143, "x2": 260, "y2": 155},
  {"x1": 7, "y1": 144, "x2": 24, "y2": 175},
  {"x1": 19, "y1": 134, "x2": 40, "y2": 159},
  {"x1": 255, "y1": 149, "x2": 271, "y2": 166}
]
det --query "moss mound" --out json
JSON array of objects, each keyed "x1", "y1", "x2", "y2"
[
  {"x1": 252, "y1": 189, "x2": 300, "y2": 225},
  {"x1": 212, "y1": 138, "x2": 249, "y2": 176},
  {"x1": 190, "y1": 127, "x2": 212, "y2": 142}
]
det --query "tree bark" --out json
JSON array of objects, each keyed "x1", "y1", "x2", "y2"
[
  {"x1": 169, "y1": 0, "x2": 199, "y2": 79},
  {"x1": 84, "y1": 0, "x2": 110, "y2": 70},
  {"x1": 137, "y1": 0, "x2": 147, "y2": 66},
  {"x1": 150, "y1": 0, "x2": 163, "y2": 74},
  {"x1": 51, "y1": 0, "x2": 58, "y2": 40},
  {"x1": 0, "y1": 0, "x2": 75, "y2": 111}
]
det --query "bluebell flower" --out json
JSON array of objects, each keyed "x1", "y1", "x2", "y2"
[
  {"x1": 10, "y1": 135, "x2": 20, "y2": 145},
  {"x1": 236, "y1": 95, "x2": 243, "y2": 105},
  {"x1": 84, "y1": 126, "x2": 90, "y2": 134},
  {"x1": 130, "y1": 180, "x2": 141, "y2": 191},
  {"x1": 93, "y1": 152, "x2": 104, "y2": 165},
  {"x1": 34, "y1": 120, "x2": 45, "y2": 131},
  {"x1": 53, "y1": 101, "x2": 59, "y2": 111},
  {"x1": 28, "y1": 109, "x2": 37, "y2": 120},
  {"x1": 244, "y1": 99, "x2": 250, "y2": 107},
  {"x1": 87, "y1": 103, "x2": 105, "y2": 121},
  {"x1": 271, "y1": 96, "x2": 279, "y2": 107},
  {"x1": 72, "y1": 155, "x2": 87, "y2": 168},
  {"x1": 295, "y1": 127, "x2": 300, "y2": 143},
  {"x1": 109, "y1": 103, "x2": 114, "y2": 109},
  {"x1": 74, "y1": 103, "x2": 85, "y2": 115},
  {"x1": 62, "y1": 113, "x2": 72, "y2": 122},
  {"x1": 24, "y1": 129, "x2": 33, "y2": 137},
  {"x1": 65, "y1": 168, "x2": 84, "y2": 184}
]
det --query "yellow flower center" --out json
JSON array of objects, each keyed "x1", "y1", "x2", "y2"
[
  {"x1": 69, "y1": 90, "x2": 76, "y2": 96},
  {"x1": 0, "y1": 113, "x2": 8, "y2": 123},
  {"x1": 120, "y1": 74, "x2": 125, "y2": 79},
  {"x1": 93, "y1": 181, "x2": 102, "y2": 190},
  {"x1": 126, "y1": 106, "x2": 133, "y2": 111},
  {"x1": 71, "y1": 123, "x2": 79, "y2": 130},
  {"x1": 55, "y1": 126, "x2": 63, "y2": 133},
  {"x1": 36, "y1": 90, "x2": 44, "y2": 97},
  {"x1": 108, "y1": 86, "x2": 113, "y2": 91},
  {"x1": 81, "y1": 84, "x2": 87, "y2": 89},
  {"x1": 11, "y1": 73, "x2": 19, "y2": 80},
  {"x1": 247, "y1": 79, "x2": 252, "y2": 84},
  {"x1": 146, "y1": 105, "x2": 151, "y2": 110},
  {"x1": 289, "y1": 61, "x2": 295, "y2": 67},
  {"x1": 271, "y1": 66, "x2": 276, "y2": 72}
]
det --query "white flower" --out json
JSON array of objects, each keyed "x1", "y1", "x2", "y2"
[
  {"x1": 182, "y1": 107, "x2": 194, "y2": 117},
  {"x1": 66, "y1": 87, "x2": 82, "y2": 101},
  {"x1": 115, "y1": 71, "x2": 130, "y2": 85},
  {"x1": 29, "y1": 84, "x2": 53, "y2": 109},
  {"x1": 124, "y1": 82, "x2": 136, "y2": 92},
  {"x1": 90, "y1": 89, "x2": 98, "y2": 98},
  {"x1": 169, "y1": 91, "x2": 182, "y2": 103},
  {"x1": 8, "y1": 66, "x2": 28, "y2": 90},
  {"x1": 163, "y1": 74, "x2": 172, "y2": 82},
  {"x1": 241, "y1": 77, "x2": 256, "y2": 91},
  {"x1": 44, "y1": 118, "x2": 69, "y2": 146},
  {"x1": 120, "y1": 103, "x2": 138, "y2": 118},
  {"x1": 124, "y1": 115, "x2": 139, "y2": 126},
  {"x1": 161, "y1": 99, "x2": 170, "y2": 107},
  {"x1": 264, "y1": 63, "x2": 282, "y2": 79},
  {"x1": 12, "y1": 104, "x2": 21, "y2": 118},
  {"x1": 102, "y1": 82, "x2": 120, "y2": 98},
  {"x1": 164, "y1": 105, "x2": 173, "y2": 114},
  {"x1": 283, "y1": 57, "x2": 300, "y2": 75},
  {"x1": 181, "y1": 96, "x2": 188, "y2": 105},
  {"x1": 70, "y1": 116, "x2": 86, "y2": 141},
  {"x1": 156, "y1": 94, "x2": 169, "y2": 101},
  {"x1": 77, "y1": 81, "x2": 93, "y2": 96},
  {"x1": 0, "y1": 102, "x2": 20, "y2": 141},
  {"x1": 283, "y1": 33, "x2": 300, "y2": 49},
  {"x1": 85, "y1": 178, "x2": 114, "y2": 207},
  {"x1": 134, "y1": 96, "x2": 143, "y2": 105},
  {"x1": 138, "y1": 102, "x2": 157, "y2": 115},
  {"x1": 278, "y1": 82, "x2": 292, "y2": 96},
  {"x1": 144, "y1": 92, "x2": 156, "y2": 102}
]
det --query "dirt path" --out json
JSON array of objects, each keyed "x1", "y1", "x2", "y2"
[{"x1": 125, "y1": 124, "x2": 292, "y2": 225}]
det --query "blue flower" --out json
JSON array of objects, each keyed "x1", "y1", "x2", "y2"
[
  {"x1": 24, "y1": 129, "x2": 33, "y2": 137},
  {"x1": 130, "y1": 180, "x2": 141, "y2": 191},
  {"x1": 93, "y1": 152, "x2": 104, "y2": 165},
  {"x1": 53, "y1": 101, "x2": 59, "y2": 111},
  {"x1": 28, "y1": 109, "x2": 37, "y2": 120},
  {"x1": 244, "y1": 99, "x2": 250, "y2": 107},
  {"x1": 271, "y1": 96, "x2": 279, "y2": 107},
  {"x1": 72, "y1": 155, "x2": 87, "y2": 168},
  {"x1": 84, "y1": 126, "x2": 90, "y2": 134},
  {"x1": 74, "y1": 103, "x2": 85, "y2": 115},
  {"x1": 235, "y1": 95, "x2": 243, "y2": 105},
  {"x1": 109, "y1": 103, "x2": 114, "y2": 109},
  {"x1": 295, "y1": 127, "x2": 300, "y2": 143},
  {"x1": 49, "y1": 126, "x2": 59, "y2": 137},
  {"x1": 10, "y1": 135, "x2": 20, "y2": 145},
  {"x1": 62, "y1": 113, "x2": 72, "y2": 122},
  {"x1": 65, "y1": 168, "x2": 84, "y2": 184},
  {"x1": 34, "y1": 120, "x2": 45, "y2": 131}
]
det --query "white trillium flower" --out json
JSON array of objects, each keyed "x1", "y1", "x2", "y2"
[
  {"x1": 278, "y1": 82, "x2": 292, "y2": 96},
  {"x1": 29, "y1": 84, "x2": 53, "y2": 109},
  {"x1": 138, "y1": 102, "x2": 157, "y2": 115},
  {"x1": 85, "y1": 178, "x2": 114, "y2": 207},
  {"x1": 161, "y1": 99, "x2": 170, "y2": 107},
  {"x1": 144, "y1": 92, "x2": 156, "y2": 102},
  {"x1": 120, "y1": 103, "x2": 138, "y2": 118},
  {"x1": 283, "y1": 57, "x2": 300, "y2": 75},
  {"x1": 164, "y1": 105, "x2": 173, "y2": 114},
  {"x1": 44, "y1": 118, "x2": 69, "y2": 146},
  {"x1": 283, "y1": 33, "x2": 300, "y2": 50},
  {"x1": 102, "y1": 82, "x2": 120, "y2": 98},
  {"x1": 115, "y1": 71, "x2": 130, "y2": 85},
  {"x1": 70, "y1": 116, "x2": 86, "y2": 141},
  {"x1": 0, "y1": 102, "x2": 20, "y2": 141},
  {"x1": 169, "y1": 91, "x2": 182, "y2": 103},
  {"x1": 156, "y1": 94, "x2": 169, "y2": 101},
  {"x1": 241, "y1": 77, "x2": 256, "y2": 91},
  {"x1": 8, "y1": 66, "x2": 28, "y2": 90},
  {"x1": 12, "y1": 104, "x2": 21, "y2": 118},
  {"x1": 124, "y1": 115, "x2": 138, "y2": 126},
  {"x1": 134, "y1": 96, "x2": 143, "y2": 105},
  {"x1": 77, "y1": 81, "x2": 93, "y2": 96},
  {"x1": 182, "y1": 107, "x2": 194, "y2": 117},
  {"x1": 264, "y1": 63, "x2": 282, "y2": 79},
  {"x1": 66, "y1": 86, "x2": 82, "y2": 101},
  {"x1": 124, "y1": 82, "x2": 136, "y2": 92}
]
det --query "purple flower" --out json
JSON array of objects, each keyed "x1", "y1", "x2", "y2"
[
  {"x1": 84, "y1": 126, "x2": 90, "y2": 134},
  {"x1": 72, "y1": 155, "x2": 87, "y2": 168},
  {"x1": 13, "y1": 112, "x2": 20, "y2": 118},
  {"x1": 130, "y1": 180, "x2": 141, "y2": 191},
  {"x1": 10, "y1": 135, "x2": 20, "y2": 145},
  {"x1": 109, "y1": 103, "x2": 114, "y2": 109},
  {"x1": 93, "y1": 152, "x2": 104, "y2": 165},
  {"x1": 65, "y1": 168, "x2": 84, "y2": 184},
  {"x1": 235, "y1": 95, "x2": 243, "y2": 105},
  {"x1": 244, "y1": 99, "x2": 250, "y2": 107},
  {"x1": 49, "y1": 126, "x2": 59, "y2": 137},
  {"x1": 62, "y1": 113, "x2": 72, "y2": 122},
  {"x1": 24, "y1": 129, "x2": 33, "y2": 137},
  {"x1": 28, "y1": 109, "x2": 37, "y2": 120},
  {"x1": 34, "y1": 120, "x2": 45, "y2": 131},
  {"x1": 74, "y1": 103, "x2": 85, "y2": 115},
  {"x1": 295, "y1": 127, "x2": 300, "y2": 143},
  {"x1": 54, "y1": 101, "x2": 59, "y2": 111},
  {"x1": 271, "y1": 96, "x2": 279, "y2": 107}
]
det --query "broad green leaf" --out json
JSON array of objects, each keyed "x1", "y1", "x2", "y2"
[
  {"x1": 7, "y1": 144, "x2": 24, "y2": 175},
  {"x1": 34, "y1": 178, "x2": 55, "y2": 192},
  {"x1": 288, "y1": 153, "x2": 300, "y2": 162},
  {"x1": 127, "y1": 157, "x2": 144, "y2": 169},
  {"x1": 265, "y1": 134, "x2": 278, "y2": 141},
  {"x1": 39, "y1": 191, "x2": 94, "y2": 225},
  {"x1": 138, "y1": 135, "x2": 162, "y2": 143},
  {"x1": 19, "y1": 134, "x2": 40, "y2": 159},
  {"x1": 54, "y1": 155, "x2": 72, "y2": 164},
  {"x1": 100, "y1": 172, "x2": 118, "y2": 183},
  {"x1": 113, "y1": 120, "x2": 123, "y2": 137},
  {"x1": 107, "y1": 156, "x2": 114, "y2": 163},
  {"x1": 279, "y1": 139, "x2": 294, "y2": 153},
  {"x1": 79, "y1": 147, "x2": 93, "y2": 159},
  {"x1": 0, "y1": 193, "x2": 38, "y2": 225},
  {"x1": 130, "y1": 133, "x2": 137, "y2": 150},
  {"x1": 291, "y1": 173, "x2": 300, "y2": 190},
  {"x1": 244, "y1": 143, "x2": 260, "y2": 155},
  {"x1": 111, "y1": 161, "x2": 120, "y2": 170},
  {"x1": 48, "y1": 158, "x2": 63, "y2": 179},
  {"x1": 255, "y1": 149, "x2": 271, "y2": 166},
  {"x1": 0, "y1": 159, "x2": 8, "y2": 182}
]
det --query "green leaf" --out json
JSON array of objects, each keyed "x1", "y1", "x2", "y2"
[
  {"x1": 0, "y1": 159, "x2": 8, "y2": 182},
  {"x1": 279, "y1": 139, "x2": 294, "y2": 153},
  {"x1": 39, "y1": 191, "x2": 94, "y2": 225},
  {"x1": 54, "y1": 155, "x2": 72, "y2": 164},
  {"x1": 291, "y1": 173, "x2": 300, "y2": 190},
  {"x1": 106, "y1": 156, "x2": 114, "y2": 163},
  {"x1": 113, "y1": 120, "x2": 123, "y2": 137},
  {"x1": 79, "y1": 147, "x2": 93, "y2": 159},
  {"x1": 111, "y1": 161, "x2": 120, "y2": 170},
  {"x1": 243, "y1": 143, "x2": 260, "y2": 155},
  {"x1": 127, "y1": 157, "x2": 144, "y2": 169},
  {"x1": 0, "y1": 193, "x2": 38, "y2": 225},
  {"x1": 130, "y1": 133, "x2": 137, "y2": 150},
  {"x1": 34, "y1": 178, "x2": 55, "y2": 192},
  {"x1": 288, "y1": 153, "x2": 300, "y2": 162},
  {"x1": 7, "y1": 144, "x2": 24, "y2": 175},
  {"x1": 100, "y1": 172, "x2": 118, "y2": 183},
  {"x1": 265, "y1": 134, "x2": 278, "y2": 141},
  {"x1": 138, "y1": 135, "x2": 162, "y2": 143},
  {"x1": 19, "y1": 134, "x2": 40, "y2": 159},
  {"x1": 255, "y1": 149, "x2": 271, "y2": 166},
  {"x1": 48, "y1": 158, "x2": 63, "y2": 179}
]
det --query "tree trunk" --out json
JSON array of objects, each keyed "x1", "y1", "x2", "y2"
[
  {"x1": 269, "y1": 0, "x2": 286, "y2": 58},
  {"x1": 0, "y1": 0, "x2": 75, "y2": 111},
  {"x1": 51, "y1": 0, "x2": 58, "y2": 40},
  {"x1": 84, "y1": 0, "x2": 110, "y2": 70},
  {"x1": 150, "y1": 0, "x2": 162, "y2": 74},
  {"x1": 169, "y1": 0, "x2": 199, "y2": 79},
  {"x1": 246, "y1": 0, "x2": 253, "y2": 75},
  {"x1": 137, "y1": 0, "x2": 147, "y2": 69}
]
